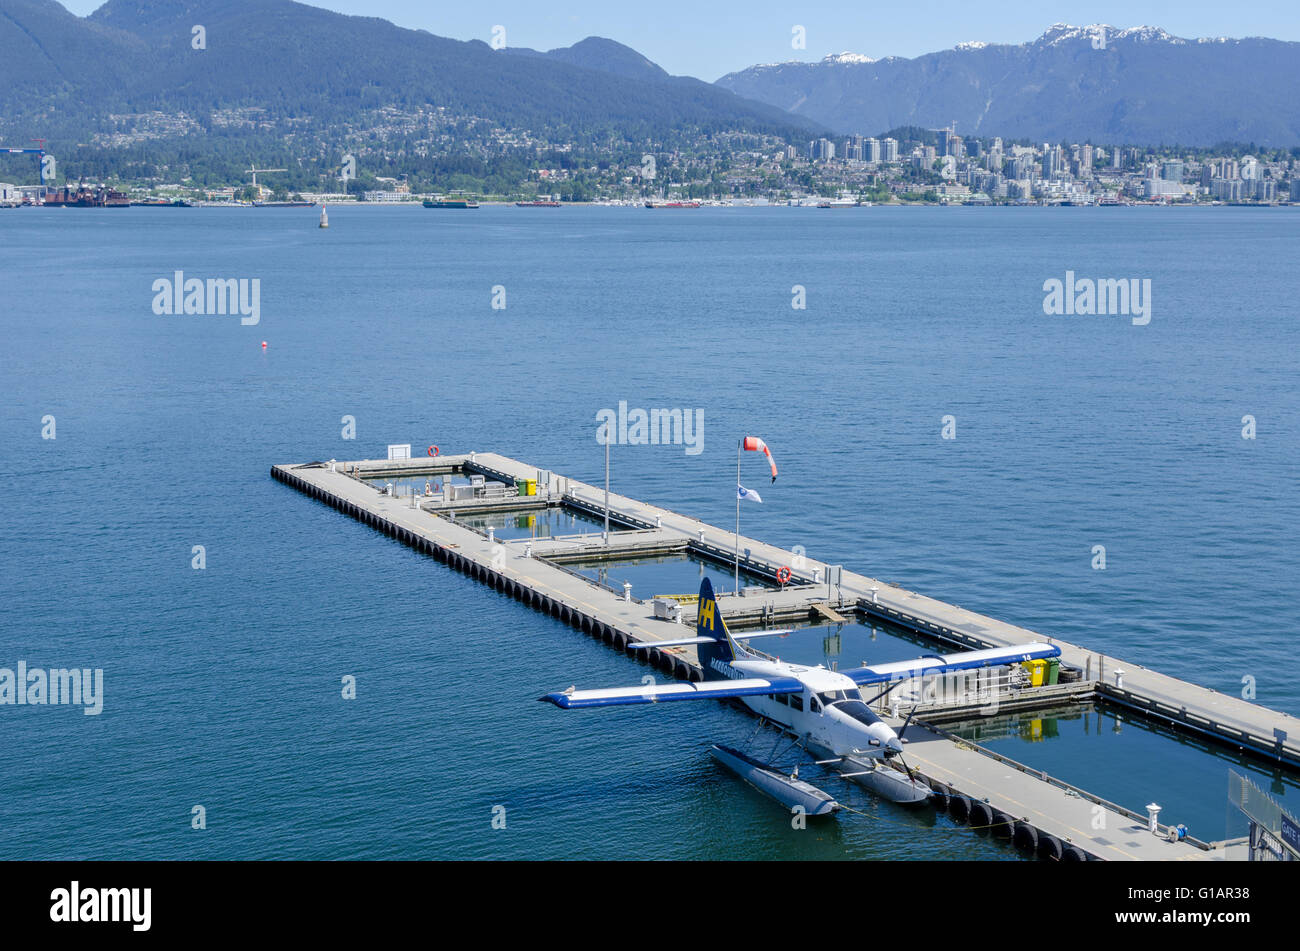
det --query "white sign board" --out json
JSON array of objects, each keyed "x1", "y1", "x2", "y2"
[{"x1": 387, "y1": 444, "x2": 411, "y2": 461}]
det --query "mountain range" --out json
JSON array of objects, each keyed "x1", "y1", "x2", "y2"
[
  {"x1": 0, "y1": 0, "x2": 818, "y2": 146},
  {"x1": 717, "y1": 24, "x2": 1300, "y2": 147},
  {"x1": 1, "y1": 3, "x2": 1297, "y2": 164}
]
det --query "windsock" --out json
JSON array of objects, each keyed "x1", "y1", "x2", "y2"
[{"x1": 743, "y1": 436, "x2": 777, "y2": 483}]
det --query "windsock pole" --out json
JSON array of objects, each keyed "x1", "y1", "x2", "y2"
[{"x1": 735, "y1": 439, "x2": 741, "y2": 592}]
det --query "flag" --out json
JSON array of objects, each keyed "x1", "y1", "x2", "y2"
[{"x1": 737, "y1": 484, "x2": 762, "y2": 503}]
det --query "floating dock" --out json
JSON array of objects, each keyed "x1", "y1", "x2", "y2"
[{"x1": 273, "y1": 450, "x2": 1299, "y2": 860}]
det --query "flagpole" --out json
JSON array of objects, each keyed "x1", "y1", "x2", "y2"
[
  {"x1": 735, "y1": 439, "x2": 741, "y2": 593},
  {"x1": 603, "y1": 422, "x2": 610, "y2": 545}
]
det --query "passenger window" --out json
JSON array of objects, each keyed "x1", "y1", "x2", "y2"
[
  {"x1": 773, "y1": 693, "x2": 788, "y2": 706},
  {"x1": 789, "y1": 694, "x2": 803, "y2": 711}
]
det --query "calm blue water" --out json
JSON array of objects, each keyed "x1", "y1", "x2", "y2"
[
  {"x1": 1, "y1": 204, "x2": 1297, "y2": 859},
  {"x1": 454, "y1": 505, "x2": 616, "y2": 540},
  {"x1": 570, "y1": 553, "x2": 772, "y2": 594}
]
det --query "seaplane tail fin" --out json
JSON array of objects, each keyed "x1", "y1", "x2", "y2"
[{"x1": 695, "y1": 577, "x2": 739, "y2": 677}]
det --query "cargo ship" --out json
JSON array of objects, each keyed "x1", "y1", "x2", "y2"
[
  {"x1": 423, "y1": 198, "x2": 479, "y2": 209},
  {"x1": 515, "y1": 200, "x2": 561, "y2": 207},
  {"x1": 644, "y1": 199, "x2": 700, "y2": 208},
  {"x1": 42, "y1": 183, "x2": 130, "y2": 208}
]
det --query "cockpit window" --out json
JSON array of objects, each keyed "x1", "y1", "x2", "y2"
[
  {"x1": 809, "y1": 694, "x2": 823, "y2": 713},
  {"x1": 829, "y1": 699, "x2": 882, "y2": 727},
  {"x1": 820, "y1": 689, "x2": 861, "y2": 703}
]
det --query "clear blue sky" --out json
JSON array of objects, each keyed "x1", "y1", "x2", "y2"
[{"x1": 64, "y1": 1, "x2": 1300, "y2": 80}]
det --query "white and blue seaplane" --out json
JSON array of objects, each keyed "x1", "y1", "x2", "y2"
[{"x1": 542, "y1": 577, "x2": 1061, "y2": 815}]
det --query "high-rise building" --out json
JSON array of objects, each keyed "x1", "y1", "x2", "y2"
[
  {"x1": 882, "y1": 138, "x2": 899, "y2": 162},
  {"x1": 866, "y1": 137, "x2": 881, "y2": 163},
  {"x1": 1211, "y1": 179, "x2": 1243, "y2": 201},
  {"x1": 1042, "y1": 146, "x2": 1064, "y2": 177},
  {"x1": 1161, "y1": 160, "x2": 1184, "y2": 183},
  {"x1": 1144, "y1": 179, "x2": 1183, "y2": 199},
  {"x1": 808, "y1": 138, "x2": 836, "y2": 161}
]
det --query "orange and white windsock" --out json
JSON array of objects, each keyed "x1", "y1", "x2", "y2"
[{"x1": 743, "y1": 436, "x2": 778, "y2": 483}]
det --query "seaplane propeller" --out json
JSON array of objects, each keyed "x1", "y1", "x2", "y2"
[{"x1": 885, "y1": 706, "x2": 922, "y2": 782}]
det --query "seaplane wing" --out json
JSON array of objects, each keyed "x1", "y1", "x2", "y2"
[
  {"x1": 843, "y1": 642, "x2": 1061, "y2": 686},
  {"x1": 541, "y1": 675, "x2": 803, "y2": 709}
]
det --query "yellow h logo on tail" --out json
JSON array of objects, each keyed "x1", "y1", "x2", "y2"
[{"x1": 698, "y1": 599, "x2": 716, "y2": 631}]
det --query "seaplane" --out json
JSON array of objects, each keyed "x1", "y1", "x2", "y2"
[{"x1": 541, "y1": 577, "x2": 1061, "y2": 814}]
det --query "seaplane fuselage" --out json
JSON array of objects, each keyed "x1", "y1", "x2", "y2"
[{"x1": 713, "y1": 657, "x2": 903, "y2": 759}]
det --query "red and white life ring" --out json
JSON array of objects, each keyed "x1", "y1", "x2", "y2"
[
  {"x1": 427, "y1": 445, "x2": 439, "y2": 457},
  {"x1": 776, "y1": 565, "x2": 791, "y2": 585}
]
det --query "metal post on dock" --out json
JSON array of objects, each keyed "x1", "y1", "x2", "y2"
[
  {"x1": 1146, "y1": 802, "x2": 1161, "y2": 833},
  {"x1": 734, "y1": 439, "x2": 741, "y2": 593},
  {"x1": 603, "y1": 421, "x2": 611, "y2": 545}
]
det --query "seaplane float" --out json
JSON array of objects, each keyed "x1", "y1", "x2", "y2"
[{"x1": 541, "y1": 577, "x2": 1060, "y2": 817}]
